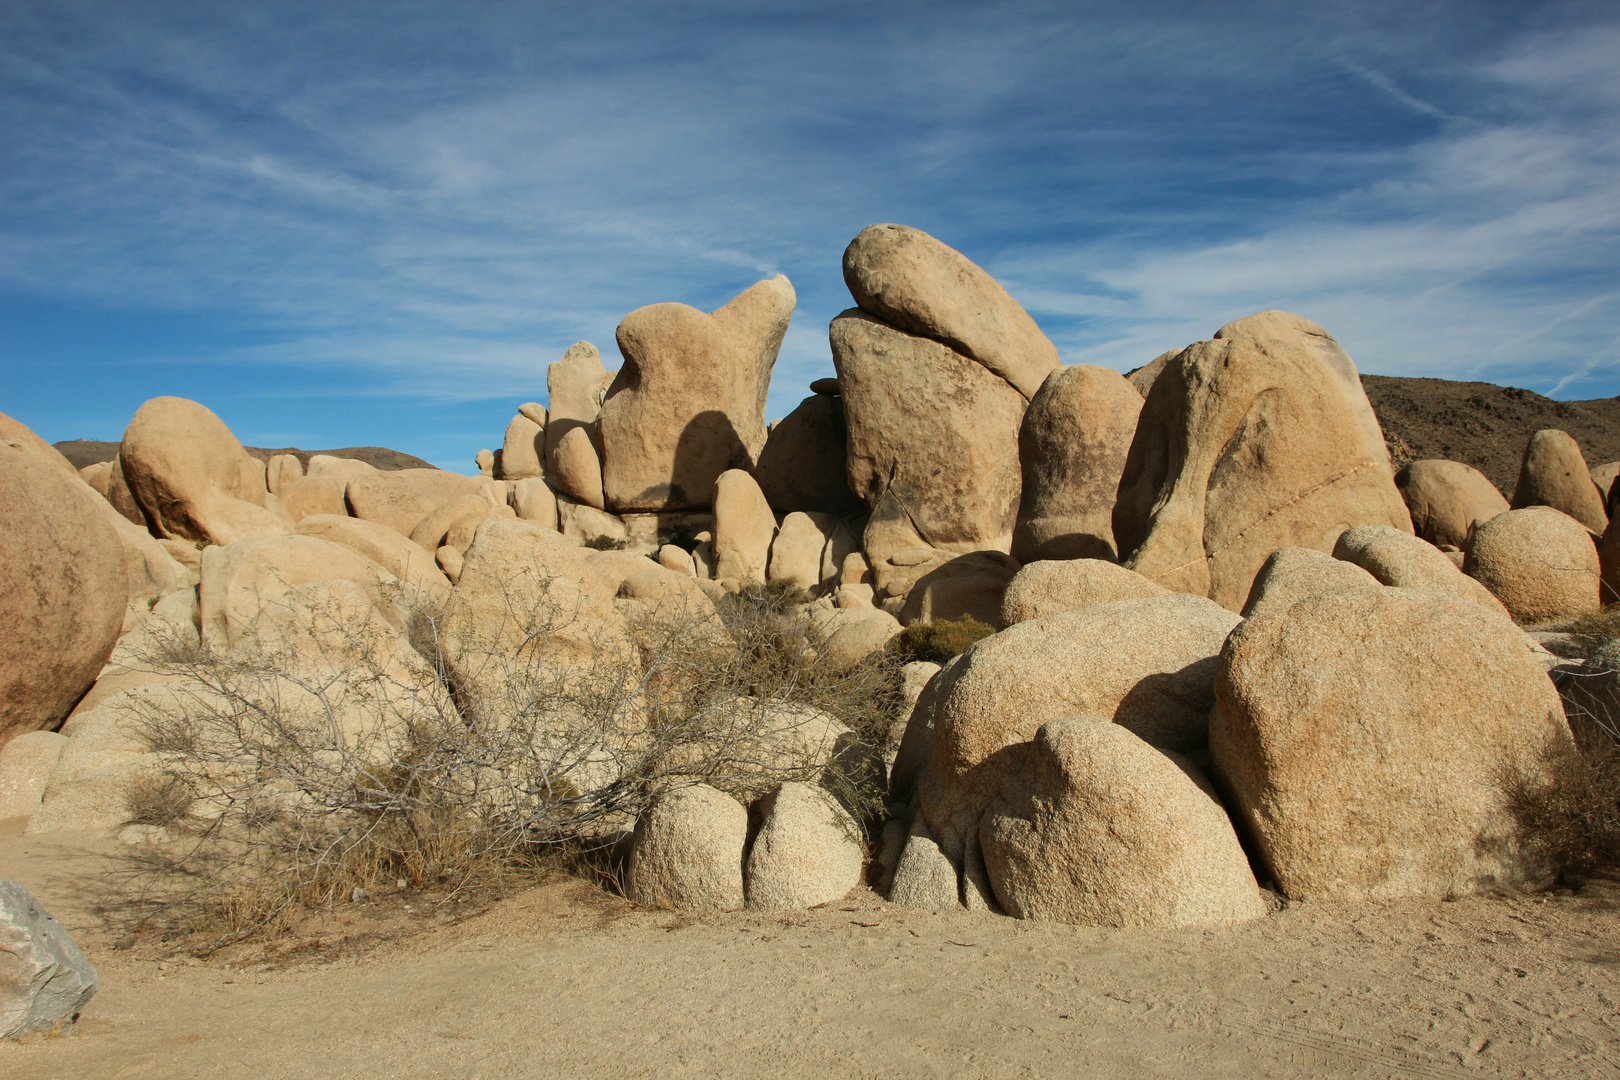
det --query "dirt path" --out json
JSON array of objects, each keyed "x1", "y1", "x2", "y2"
[{"x1": 3, "y1": 822, "x2": 1617, "y2": 1080}]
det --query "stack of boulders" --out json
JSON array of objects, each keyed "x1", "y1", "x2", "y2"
[{"x1": 2, "y1": 220, "x2": 1609, "y2": 936}]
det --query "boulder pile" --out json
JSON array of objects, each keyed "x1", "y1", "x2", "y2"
[{"x1": 0, "y1": 222, "x2": 1599, "y2": 941}]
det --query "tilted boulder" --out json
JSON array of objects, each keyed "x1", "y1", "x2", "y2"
[
  {"x1": 544, "y1": 342, "x2": 614, "y2": 468},
  {"x1": 1513, "y1": 429, "x2": 1607, "y2": 534},
  {"x1": 1396, "y1": 459, "x2": 1510, "y2": 550},
  {"x1": 498, "y1": 412, "x2": 545, "y2": 480},
  {"x1": 744, "y1": 782, "x2": 863, "y2": 910},
  {"x1": 832, "y1": 309, "x2": 1026, "y2": 557},
  {"x1": 998, "y1": 559, "x2": 1166, "y2": 628},
  {"x1": 979, "y1": 719, "x2": 1265, "y2": 928},
  {"x1": 510, "y1": 477, "x2": 559, "y2": 530},
  {"x1": 1465, "y1": 507, "x2": 1600, "y2": 624},
  {"x1": 0, "y1": 881, "x2": 98, "y2": 1039},
  {"x1": 1333, "y1": 524, "x2": 1512, "y2": 619},
  {"x1": 344, "y1": 468, "x2": 483, "y2": 537},
  {"x1": 117, "y1": 396, "x2": 289, "y2": 544},
  {"x1": 842, "y1": 224, "x2": 1059, "y2": 399},
  {"x1": 1125, "y1": 348, "x2": 1180, "y2": 399},
  {"x1": 295, "y1": 514, "x2": 450, "y2": 604},
  {"x1": 1592, "y1": 461, "x2": 1620, "y2": 505},
  {"x1": 627, "y1": 784, "x2": 748, "y2": 912},
  {"x1": 1114, "y1": 312, "x2": 1410, "y2": 611},
  {"x1": 0, "y1": 413, "x2": 128, "y2": 749},
  {"x1": 551, "y1": 425, "x2": 605, "y2": 510},
  {"x1": 1240, "y1": 546, "x2": 1380, "y2": 620},
  {"x1": 711, "y1": 469, "x2": 776, "y2": 586},
  {"x1": 1013, "y1": 364, "x2": 1143, "y2": 562},
  {"x1": 1212, "y1": 587, "x2": 1572, "y2": 901},
  {"x1": 752, "y1": 392, "x2": 863, "y2": 517},
  {"x1": 814, "y1": 606, "x2": 902, "y2": 671},
  {"x1": 599, "y1": 276, "x2": 795, "y2": 511}
]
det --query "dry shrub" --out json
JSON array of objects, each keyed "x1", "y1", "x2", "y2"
[
  {"x1": 1566, "y1": 605, "x2": 1620, "y2": 645},
  {"x1": 114, "y1": 571, "x2": 899, "y2": 945},
  {"x1": 887, "y1": 615, "x2": 995, "y2": 665}
]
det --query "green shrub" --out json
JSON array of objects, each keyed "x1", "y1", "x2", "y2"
[
  {"x1": 583, "y1": 534, "x2": 627, "y2": 551},
  {"x1": 886, "y1": 615, "x2": 995, "y2": 665}
]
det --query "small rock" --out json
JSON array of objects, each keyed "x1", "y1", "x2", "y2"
[{"x1": 0, "y1": 880, "x2": 98, "y2": 1039}]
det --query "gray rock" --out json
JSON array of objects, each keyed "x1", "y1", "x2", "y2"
[
  {"x1": 886, "y1": 819, "x2": 961, "y2": 909},
  {"x1": 0, "y1": 880, "x2": 98, "y2": 1039},
  {"x1": 743, "y1": 782, "x2": 863, "y2": 910},
  {"x1": 627, "y1": 785, "x2": 748, "y2": 911}
]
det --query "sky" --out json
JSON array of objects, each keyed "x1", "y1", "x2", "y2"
[{"x1": 2, "y1": 1, "x2": 1617, "y2": 472}]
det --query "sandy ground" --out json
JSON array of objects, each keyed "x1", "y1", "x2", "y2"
[{"x1": 2, "y1": 819, "x2": 1618, "y2": 1080}]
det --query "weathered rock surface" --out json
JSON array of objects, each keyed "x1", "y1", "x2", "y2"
[
  {"x1": 628, "y1": 785, "x2": 748, "y2": 911},
  {"x1": 295, "y1": 514, "x2": 450, "y2": 603},
  {"x1": 118, "y1": 397, "x2": 289, "y2": 544},
  {"x1": 842, "y1": 224, "x2": 1059, "y2": 399},
  {"x1": 1396, "y1": 459, "x2": 1510, "y2": 550},
  {"x1": 1333, "y1": 524, "x2": 1512, "y2": 619},
  {"x1": 275, "y1": 476, "x2": 348, "y2": 522},
  {"x1": 0, "y1": 732, "x2": 68, "y2": 821},
  {"x1": 1014, "y1": 364, "x2": 1143, "y2": 562},
  {"x1": 0, "y1": 413, "x2": 129, "y2": 748},
  {"x1": 344, "y1": 468, "x2": 483, "y2": 536},
  {"x1": 744, "y1": 782, "x2": 863, "y2": 910},
  {"x1": 1126, "y1": 348, "x2": 1181, "y2": 399},
  {"x1": 1513, "y1": 429, "x2": 1607, "y2": 534},
  {"x1": 767, "y1": 511, "x2": 834, "y2": 591},
  {"x1": 832, "y1": 310, "x2": 1026, "y2": 556},
  {"x1": 998, "y1": 559, "x2": 1167, "y2": 628},
  {"x1": 600, "y1": 276, "x2": 795, "y2": 511},
  {"x1": 0, "y1": 880, "x2": 99, "y2": 1039},
  {"x1": 898, "y1": 551, "x2": 1020, "y2": 627},
  {"x1": 1115, "y1": 313, "x2": 1410, "y2": 611},
  {"x1": 980, "y1": 719, "x2": 1265, "y2": 928},
  {"x1": 1212, "y1": 587, "x2": 1572, "y2": 901},
  {"x1": 551, "y1": 425, "x2": 605, "y2": 510},
  {"x1": 499, "y1": 413, "x2": 545, "y2": 480},
  {"x1": 545, "y1": 342, "x2": 614, "y2": 466},
  {"x1": 409, "y1": 493, "x2": 494, "y2": 552},
  {"x1": 1240, "y1": 546, "x2": 1380, "y2": 620},
  {"x1": 197, "y1": 534, "x2": 394, "y2": 650},
  {"x1": 752, "y1": 393, "x2": 863, "y2": 517},
  {"x1": 1465, "y1": 507, "x2": 1601, "y2": 624},
  {"x1": 815, "y1": 607, "x2": 903, "y2": 671},
  {"x1": 509, "y1": 477, "x2": 559, "y2": 530},
  {"x1": 265, "y1": 453, "x2": 303, "y2": 494},
  {"x1": 887, "y1": 820, "x2": 962, "y2": 909}
]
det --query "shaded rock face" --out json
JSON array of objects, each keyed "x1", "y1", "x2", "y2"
[
  {"x1": 980, "y1": 719, "x2": 1265, "y2": 929},
  {"x1": 1396, "y1": 459, "x2": 1509, "y2": 550},
  {"x1": 0, "y1": 413, "x2": 128, "y2": 749},
  {"x1": 600, "y1": 276, "x2": 796, "y2": 512},
  {"x1": 0, "y1": 880, "x2": 99, "y2": 1039},
  {"x1": 1114, "y1": 313, "x2": 1411, "y2": 611},
  {"x1": 831, "y1": 309, "x2": 1026, "y2": 556},
  {"x1": 1466, "y1": 506, "x2": 1601, "y2": 624},
  {"x1": 118, "y1": 396, "x2": 289, "y2": 545},
  {"x1": 628, "y1": 785, "x2": 747, "y2": 912},
  {"x1": 898, "y1": 551, "x2": 1020, "y2": 627},
  {"x1": 1013, "y1": 365, "x2": 1143, "y2": 563},
  {"x1": 1212, "y1": 587, "x2": 1572, "y2": 902},
  {"x1": 842, "y1": 224, "x2": 1059, "y2": 400},
  {"x1": 1513, "y1": 429, "x2": 1608, "y2": 535},
  {"x1": 752, "y1": 393, "x2": 863, "y2": 518}
]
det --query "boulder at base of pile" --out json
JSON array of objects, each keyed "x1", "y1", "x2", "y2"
[
  {"x1": 627, "y1": 785, "x2": 748, "y2": 911},
  {"x1": 744, "y1": 782, "x2": 863, "y2": 910}
]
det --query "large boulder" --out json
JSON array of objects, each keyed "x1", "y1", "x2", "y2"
[
  {"x1": 998, "y1": 559, "x2": 1166, "y2": 628},
  {"x1": 498, "y1": 413, "x2": 545, "y2": 480},
  {"x1": 1513, "y1": 429, "x2": 1607, "y2": 534},
  {"x1": 0, "y1": 413, "x2": 129, "y2": 749},
  {"x1": 915, "y1": 594, "x2": 1242, "y2": 862},
  {"x1": 743, "y1": 782, "x2": 863, "y2": 910},
  {"x1": 767, "y1": 511, "x2": 835, "y2": 591},
  {"x1": 1396, "y1": 459, "x2": 1510, "y2": 550},
  {"x1": 831, "y1": 309, "x2": 1026, "y2": 557},
  {"x1": 897, "y1": 551, "x2": 1019, "y2": 627},
  {"x1": 0, "y1": 881, "x2": 99, "y2": 1039},
  {"x1": 979, "y1": 719, "x2": 1265, "y2": 928},
  {"x1": 627, "y1": 784, "x2": 748, "y2": 911},
  {"x1": 344, "y1": 468, "x2": 483, "y2": 536},
  {"x1": 551, "y1": 425, "x2": 605, "y2": 510},
  {"x1": 1465, "y1": 507, "x2": 1601, "y2": 624},
  {"x1": 26, "y1": 686, "x2": 168, "y2": 834},
  {"x1": 117, "y1": 396, "x2": 289, "y2": 544},
  {"x1": 599, "y1": 276, "x2": 795, "y2": 511},
  {"x1": 1332, "y1": 524, "x2": 1512, "y2": 619},
  {"x1": 842, "y1": 224, "x2": 1059, "y2": 400},
  {"x1": 1212, "y1": 587, "x2": 1573, "y2": 901},
  {"x1": 544, "y1": 342, "x2": 614, "y2": 468},
  {"x1": 711, "y1": 469, "x2": 776, "y2": 587},
  {"x1": 197, "y1": 534, "x2": 393, "y2": 650},
  {"x1": 1013, "y1": 364, "x2": 1143, "y2": 562},
  {"x1": 1240, "y1": 546, "x2": 1380, "y2": 620},
  {"x1": 752, "y1": 392, "x2": 863, "y2": 517},
  {"x1": 1114, "y1": 313, "x2": 1411, "y2": 612}
]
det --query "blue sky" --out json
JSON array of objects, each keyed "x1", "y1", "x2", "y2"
[{"x1": 3, "y1": 1, "x2": 1617, "y2": 472}]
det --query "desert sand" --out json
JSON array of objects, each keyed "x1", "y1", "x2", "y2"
[{"x1": 3, "y1": 819, "x2": 1616, "y2": 1080}]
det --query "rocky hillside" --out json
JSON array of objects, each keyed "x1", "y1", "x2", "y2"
[
  {"x1": 1362, "y1": 375, "x2": 1620, "y2": 494},
  {"x1": 53, "y1": 439, "x2": 433, "y2": 472}
]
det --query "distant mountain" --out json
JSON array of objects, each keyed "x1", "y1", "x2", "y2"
[
  {"x1": 1361, "y1": 376, "x2": 1620, "y2": 495},
  {"x1": 53, "y1": 440, "x2": 436, "y2": 472}
]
